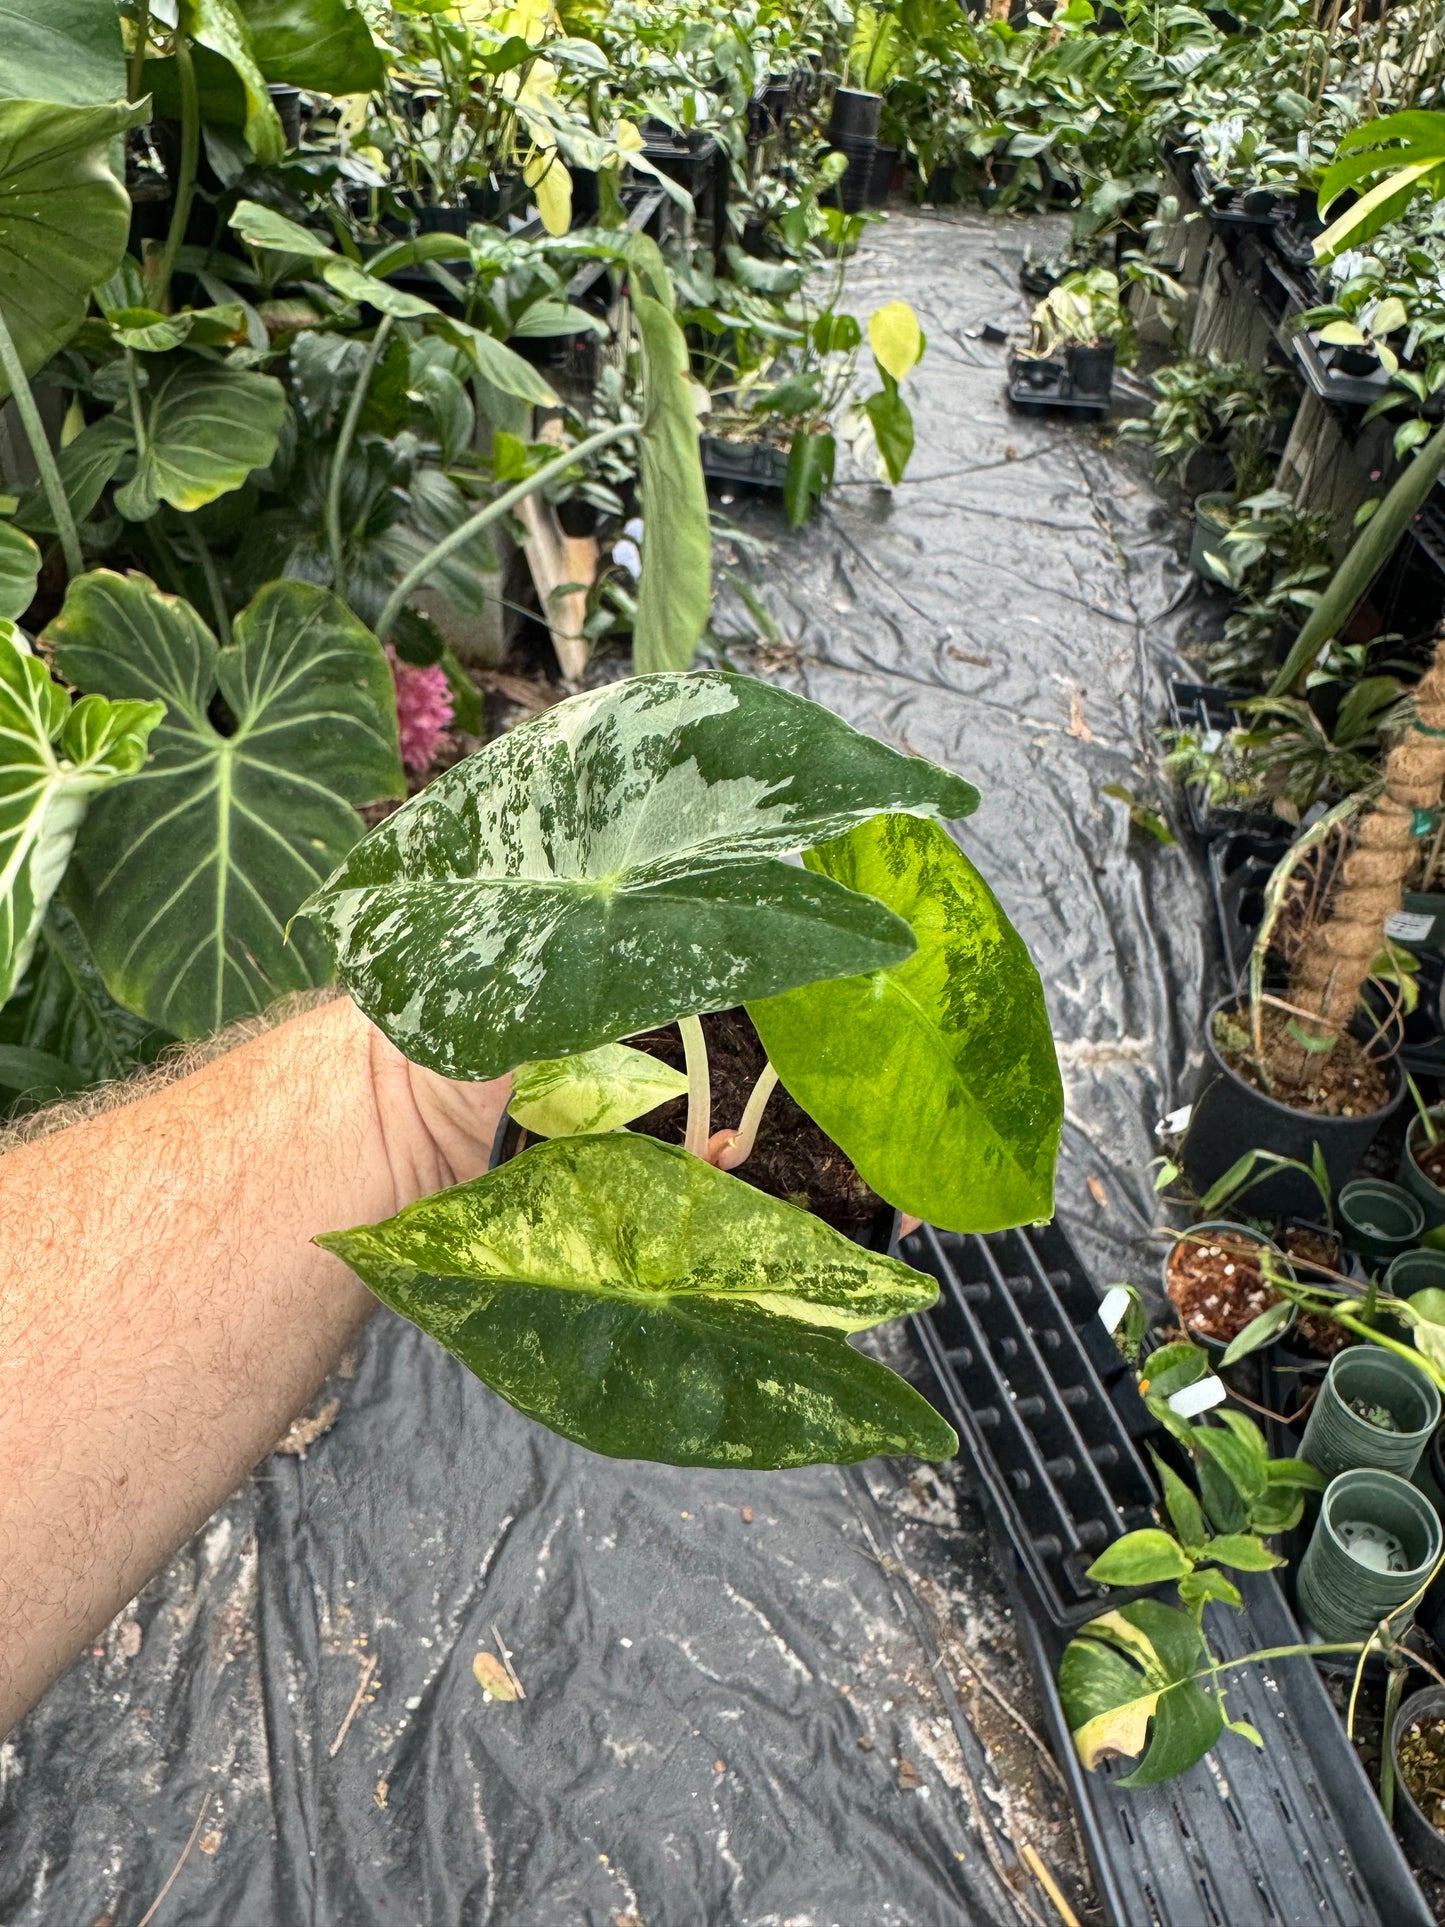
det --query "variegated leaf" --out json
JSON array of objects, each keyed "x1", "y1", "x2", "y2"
[
  {"x1": 300, "y1": 671, "x2": 979, "y2": 1078},
  {"x1": 318, "y1": 1132, "x2": 959, "y2": 1468},
  {"x1": 47, "y1": 571, "x2": 403, "y2": 1037},
  {"x1": 510, "y1": 1042, "x2": 688, "y2": 1137},
  {"x1": 0, "y1": 623, "x2": 163, "y2": 1004}
]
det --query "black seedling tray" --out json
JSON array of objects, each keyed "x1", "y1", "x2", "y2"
[
  {"x1": 1006, "y1": 354, "x2": 1111, "y2": 419},
  {"x1": 1167, "y1": 681, "x2": 1282, "y2": 843},
  {"x1": 904, "y1": 1221, "x2": 1158, "y2": 1626},
  {"x1": 1208, "y1": 828, "x2": 1291, "y2": 986},
  {"x1": 1011, "y1": 1559, "x2": 1434, "y2": 1927},
  {"x1": 904, "y1": 1219, "x2": 1434, "y2": 1927}
]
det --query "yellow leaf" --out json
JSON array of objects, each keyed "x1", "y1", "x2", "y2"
[
  {"x1": 527, "y1": 151, "x2": 572, "y2": 236},
  {"x1": 615, "y1": 119, "x2": 645, "y2": 155},
  {"x1": 868, "y1": 301, "x2": 923, "y2": 383},
  {"x1": 1073, "y1": 1692, "x2": 1160, "y2": 1771},
  {"x1": 473, "y1": 1651, "x2": 520, "y2": 1700},
  {"x1": 61, "y1": 396, "x2": 85, "y2": 448}
]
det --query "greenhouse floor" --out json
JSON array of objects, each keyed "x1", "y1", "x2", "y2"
[{"x1": 0, "y1": 209, "x2": 1219, "y2": 1927}]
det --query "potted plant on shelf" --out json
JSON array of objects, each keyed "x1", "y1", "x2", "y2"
[{"x1": 300, "y1": 670, "x2": 1064, "y2": 1470}]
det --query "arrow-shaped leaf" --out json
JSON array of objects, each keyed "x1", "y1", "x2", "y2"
[
  {"x1": 318, "y1": 1131, "x2": 959, "y2": 1468},
  {"x1": 510, "y1": 1042, "x2": 688, "y2": 1137}
]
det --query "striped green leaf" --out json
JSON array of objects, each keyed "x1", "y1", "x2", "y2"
[
  {"x1": 300, "y1": 671, "x2": 979, "y2": 1078},
  {"x1": 0, "y1": 622, "x2": 163, "y2": 1006},
  {"x1": 319, "y1": 1132, "x2": 958, "y2": 1467},
  {"x1": 46, "y1": 571, "x2": 403, "y2": 1037}
]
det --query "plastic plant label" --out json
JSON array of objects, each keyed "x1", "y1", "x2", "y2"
[
  {"x1": 1385, "y1": 911, "x2": 1435, "y2": 943},
  {"x1": 1159, "y1": 1104, "x2": 1193, "y2": 1138},
  {"x1": 1168, "y1": 1377, "x2": 1227, "y2": 1418},
  {"x1": 1098, "y1": 1286, "x2": 1133, "y2": 1335}
]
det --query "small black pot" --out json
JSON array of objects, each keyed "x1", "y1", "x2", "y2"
[
  {"x1": 827, "y1": 87, "x2": 882, "y2": 142},
  {"x1": 826, "y1": 134, "x2": 878, "y2": 215},
  {"x1": 1066, "y1": 340, "x2": 1116, "y2": 398},
  {"x1": 557, "y1": 497, "x2": 599, "y2": 538},
  {"x1": 1180, "y1": 996, "x2": 1405, "y2": 1217},
  {"x1": 415, "y1": 204, "x2": 471, "y2": 237},
  {"x1": 1391, "y1": 1687, "x2": 1445, "y2": 1877},
  {"x1": 268, "y1": 84, "x2": 302, "y2": 151}
]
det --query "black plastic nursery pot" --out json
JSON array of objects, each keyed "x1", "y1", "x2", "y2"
[
  {"x1": 1160, "y1": 1219, "x2": 1291, "y2": 1362},
  {"x1": 1339, "y1": 1178, "x2": 1427, "y2": 1269},
  {"x1": 1188, "y1": 490, "x2": 1233, "y2": 579},
  {"x1": 1300, "y1": 1346, "x2": 1442, "y2": 1482},
  {"x1": 827, "y1": 87, "x2": 882, "y2": 141},
  {"x1": 1392, "y1": 1688, "x2": 1445, "y2": 1880},
  {"x1": 1402, "y1": 1109, "x2": 1445, "y2": 1230},
  {"x1": 1180, "y1": 997, "x2": 1405, "y2": 1218},
  {"x1": 1064, "y1": 339, "x2": 1115, "y2": 398},
  {"x1": 867, "y1": 143, "x2": 899, "y2": 208},
  {"x1": 1297, "y1": 1467, "x2": 1443, "y2": 1641},
  {"x1": 826, "y1": 133, "x2": 878, "y2": 214}
]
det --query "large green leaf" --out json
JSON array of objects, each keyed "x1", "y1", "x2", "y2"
[
  {"x1": 113, "y1": 361, "x2": 286, "y2": 520},
  {"x1": 0, "y1": 98, "x2": 145, "y2": 403},
  {"x1": 624, "y1": 235, "x2": 711, "y2": 673},
  {"x1": 318, "y1": 1132, "x2": 959, "y2": 1468},
  {"x1": 0, "y1": 522, "x2": 39, "y2": 620},
  {"x1": 0, "y1": 0, "x2": 125, "y2": 106},
  {"x1": 241, "y1": 0, "x2": 385, "y2": 94},
  {"x1": 1059, "y1": 1601, "x2": 1224, "y2": 1787},
  {"x1": 184, "y1": 0, "x2": 286, "y2": 163},
  {"x1": 510, "y1": 1042, "x2": 688, "y2": 1137},
  {"x1": 300, "y1": 671, "x2": 979, "y2": 1079},
  {"x1": 46, "y1": 571, "x2": 403, "y2": 1037},
  {"x1": 0, "y1": 901, "x2": 171, "y2": 1093},
  {"x1": 0, "y1": 622, "x2": 163, "y2": 1006},
  {"x1": 1315, "y1": 111, "x2": 1445, "y2": 260},
  {"x1": 748, "y1": 815, "x2": 1061, "y2": 1231},
  {"x1": 13, "y1": 416, "x2": 135, "y2": 535}
]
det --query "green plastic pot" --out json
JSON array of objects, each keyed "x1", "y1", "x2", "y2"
[
  {"x1": 1401, "y1": 1110, "x2": 1445, "y2": 1232},
  {"x1": 1188, "y1": 491, "x2": 1233, "y2": 579},
  {"x1": 1386, "y1": 1248, "x2": 1445, "y2": 1300},
  {"x1": 1300, "y1": 1346, "x2": 1441, "y2": 1481},
  {"x1": 1391, "y1": 1686, "x2": 1445, "y2": 1878},
  {"x1": 1338, "y1": 1178, "x2": 1426, "y2": 1269},
  {"x1": 1298, "y1": 1468, "x2": 1442, "y2": 1642}
]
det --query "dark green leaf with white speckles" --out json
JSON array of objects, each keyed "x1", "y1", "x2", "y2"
[
  {"x1": 318, "y1": 1132, "x2": 959, "y2": 1468},
  {"x1": 300, "y1": 671, "x2": 979, "y2": 1078}
]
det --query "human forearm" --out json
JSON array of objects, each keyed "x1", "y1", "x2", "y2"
[{"x1": 0, "y1": 994, "x2": 508, "y2": 1734}]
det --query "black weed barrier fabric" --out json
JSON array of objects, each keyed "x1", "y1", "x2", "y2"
[{"x1": 0, "y1": 211, "x2": 1218, "y2": 1926}]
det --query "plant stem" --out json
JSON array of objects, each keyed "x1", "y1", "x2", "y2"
[
  {"x1": 715, "y1": 1063, "x2": 780, "y2": 1171},
  {"x1": 326, "y1": 313, "x2": 394, "y2": 595},
  {"x1": 128, "y1": 0, "x2": 153, "y2": 102},
  {"x1": 1380, "y1": 1665, "x2": 1407, "y2": 1822},
  {"x1": 679, "y1": 1016, "x2": 712, "y2": 1158},
  {"x1": 375, "y1": 422, "x2": 637, "y2": 642},
  {"x1": 189, "y1": 522, "x2": 232, "y2": 646},
  {"x1": 148, "y1": 29, "x2": 199, "y2": 310},
  {"x1": 0, "y1": 307, "x2": 83, "y2": 581},
  {"x1": 1334, "y1": 1309, "x2": 1445, "y2": 1390},
  {"x1": 1407, "y1": 1071, "x2": 1441, "y2": 1146},
  {"x1": 124, "y1": 348, "x2": 149, "y2": 458}
]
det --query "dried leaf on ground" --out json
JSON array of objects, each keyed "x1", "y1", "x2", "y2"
[{"x1": 473, "y1": 1651, "x2": 521, "y2": 1701}]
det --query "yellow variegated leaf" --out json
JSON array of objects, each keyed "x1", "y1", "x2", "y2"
[
  {"x1": 510, "y1": 1043, "x2": 687, "y2": 1137},
  {"x1": 868, "y1": 301, "x2": 924, "y2": 383}
]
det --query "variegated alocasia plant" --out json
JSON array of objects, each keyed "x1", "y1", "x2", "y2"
[{"x1": 304, "y1": 671, "x2": 1063, "y2": 1469}]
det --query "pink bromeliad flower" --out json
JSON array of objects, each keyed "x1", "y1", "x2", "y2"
[{"x1": 387, "y1": 646, "x2": 454, "y2": 773}]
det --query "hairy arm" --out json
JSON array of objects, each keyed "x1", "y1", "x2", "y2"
[{"x1": 0, "y1": 994, "x2": 509, "y2": 1736}]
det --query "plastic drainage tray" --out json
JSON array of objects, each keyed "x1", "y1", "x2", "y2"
[
  {"x1": 904, "y1": 1220, "x2": 1434, "y2": 1927},
  {"x1": 1012, "y1": 1565, "x2": 1434, "y2": 1927},
  {"x1": 904, "y1": 1221, "x2": 1158, "y2": 1626}
]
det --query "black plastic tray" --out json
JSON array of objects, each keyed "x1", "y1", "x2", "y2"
[
  {"x1": 1208, "y1": 828, "x2": 1291, "y2": 985},
  {"x1": 904, "y1": 1220, "x2": 1435, "y2": 1927},
  {"x1": 904, "y1": 1222, "x2": 1158, "y2": 1627},
  {"x1": 1167, "y1": 680, "x2": 1282, "y2": 843}
]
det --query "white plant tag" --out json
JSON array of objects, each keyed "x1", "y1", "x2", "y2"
[
  {"x1": 1385, "y1": 911, "x2": 1434, "y2": 944},
  {"x1": 1168, "y1": 1377, "x2": 1227, "y2": 1418},
  {"x1": 1098, "y1": 1286, "x2": 1133, "y2": 1335},
  {"x1": 1158, "y1": 1104, "x2": 1192, "y2": 1138}
]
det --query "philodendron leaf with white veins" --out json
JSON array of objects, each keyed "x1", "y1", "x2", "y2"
[
  {"x1": 318, "y1": 1131, "x2": 959, "y2": 1468},
  {"x1": 509, "y1": 1042, "x2": 688, "y2": 1137},
  {"x1": 47, "y1": 570, "x2": 402, "y2": 1036},
  {"x1": 299, "y1": 671, "x2": 979, "y2": 1078},
  {"x1": 0, "y1": 623, "x2": 163, "y2": 1004}
]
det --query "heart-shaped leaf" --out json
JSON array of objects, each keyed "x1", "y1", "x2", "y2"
[
  {"x1": 318, "y1": 1131, "x2": 958, "y2": 1468},
  {"x1": 0, "y1": 0, "x2": 125, "y2": 106},
  {"x1": 0, "y1": 622, "x2": 164, "y2": 1005},
  {"x1": 0, "y1": 522, "x2": 40, "y2": 620},
  {"x1": 14, "y1": 417, "x2": 135, "y2": 535},
  {"x1": 749, "y1": 814, "x2": 1061, "y2": 1230},
  {"x1": 114, "y1": 361, "x2": 286, "y2": 520},
  {"x1": 510, "y1": 1043, "x2": 688, "y2": 1138},
  {"x1": 1060, "y1": 1600, "x2": 1224, "y2": 1786},
  {"x1": 47, "y1": 571, "x2": 403, "y2": 1036},
  {"x1": 1085, "y1": 1528, "x2": 1194, "y2": 1587},
  {"x1": 0, "y1": 98, "x2": 146, "y2": 403},
  {"x1": 301, "y1": 671, "x2": 979, "y2": 1079},
  {"x1": 0, "y1": 900, "x2": 171, "y2": 1092},
  {"x1": 239, "y1": 0, "x2": 385, "y2": 95}
]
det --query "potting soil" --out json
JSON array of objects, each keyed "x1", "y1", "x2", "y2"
[{"x1": 0, "y1": 209, "x2": 1219, "y2": 1927}]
